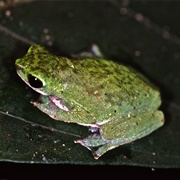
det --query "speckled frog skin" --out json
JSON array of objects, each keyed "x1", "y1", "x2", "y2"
[{"x1": 15, "y1": 44, "x2": 164, "y2": 159}]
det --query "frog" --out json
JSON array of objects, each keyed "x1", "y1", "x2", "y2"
[{"x1": 15, "y1": 44, "x2": 164, "y2": 159}]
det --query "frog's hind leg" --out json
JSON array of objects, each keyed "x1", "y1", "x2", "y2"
[
  {"x1": 94, "y1": 110, "x2": 164, "y2": 159},
  {"x1": 76, "y1": 110, "x2": 164, "y2": 159}
]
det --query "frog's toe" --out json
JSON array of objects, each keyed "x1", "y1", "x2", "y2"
[
  {"x1": 75, "y1": 134, "x2": 106, "y2": 148},
  {"x1": 74, "y1": 134, "x2": 107, "y2": 157}
]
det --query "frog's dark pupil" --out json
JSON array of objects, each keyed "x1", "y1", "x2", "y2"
[{"x1": 28, "y1": 74, "x2": 43, "y2": 88}]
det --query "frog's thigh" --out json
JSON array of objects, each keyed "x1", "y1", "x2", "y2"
[{"x1": 101, "y1": 110, "x2": 164, "y2": 145}]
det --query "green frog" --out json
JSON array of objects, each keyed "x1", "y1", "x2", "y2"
[{"x1": 15, "y1": 44, "x2": 164, "y2": 159}]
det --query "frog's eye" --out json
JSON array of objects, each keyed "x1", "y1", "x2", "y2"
[{"x1": 28, "y1": 74, "x2": 43, "y2": 88}]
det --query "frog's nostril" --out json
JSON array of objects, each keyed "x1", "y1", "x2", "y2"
[{"x1": 28, "y1": 74, "x2": 43, "y2": 88}]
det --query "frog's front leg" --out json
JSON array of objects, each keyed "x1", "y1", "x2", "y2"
[
  {"x1": 76, "y1": 110, "x2": 164, "y2": 159},
  {"x1": 71, "y1": 44, "x2": 103, "y2": 58},
  {"x1": 32, "y1": 95, "x2": 97, "y2": 125},
  {"x1": 31, "y1": 95, "x2": 70, "y2": 120},
  {"x1": 33, "y1": 94, "x2": 92, "y2": 124}
]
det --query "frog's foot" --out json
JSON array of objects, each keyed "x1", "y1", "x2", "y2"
[
  {"x1": 75, "y1": 134, "x2": 107, "y2": 159},
  {"x1": 75, "y1": 134, "x2": 124, "y2": 159},
  {"x1": 75, "y1": 127, "x2": 114, "y2": 159}
]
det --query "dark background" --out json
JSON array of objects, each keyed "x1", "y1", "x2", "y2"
[{"x1": 0, "y1": 0, "x2": 180, "y2": 178}]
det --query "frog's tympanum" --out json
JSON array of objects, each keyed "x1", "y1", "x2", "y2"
[{"x1": 15, "y1": 44, "x2": 164, "y2": 159}]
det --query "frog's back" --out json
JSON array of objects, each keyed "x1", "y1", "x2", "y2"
[{"x1": 61, "y1": 58, "x2": 161, "y2": 125}]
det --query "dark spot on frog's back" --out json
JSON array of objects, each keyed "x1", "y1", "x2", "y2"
[
  {"x1": 51, "y1": 73, "x2": 56, "y2": 79},
  {"x1": 100, "y1": 83, "x2": 106, "y2": 88}
]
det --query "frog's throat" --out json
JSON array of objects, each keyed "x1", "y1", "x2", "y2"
[{"x1": 49, "y1": 95, "x2": 71, "y2": 112}]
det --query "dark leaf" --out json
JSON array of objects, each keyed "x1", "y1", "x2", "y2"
[{"x1": 0, "y1": 0, "x2": 180, "y2": 168}]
